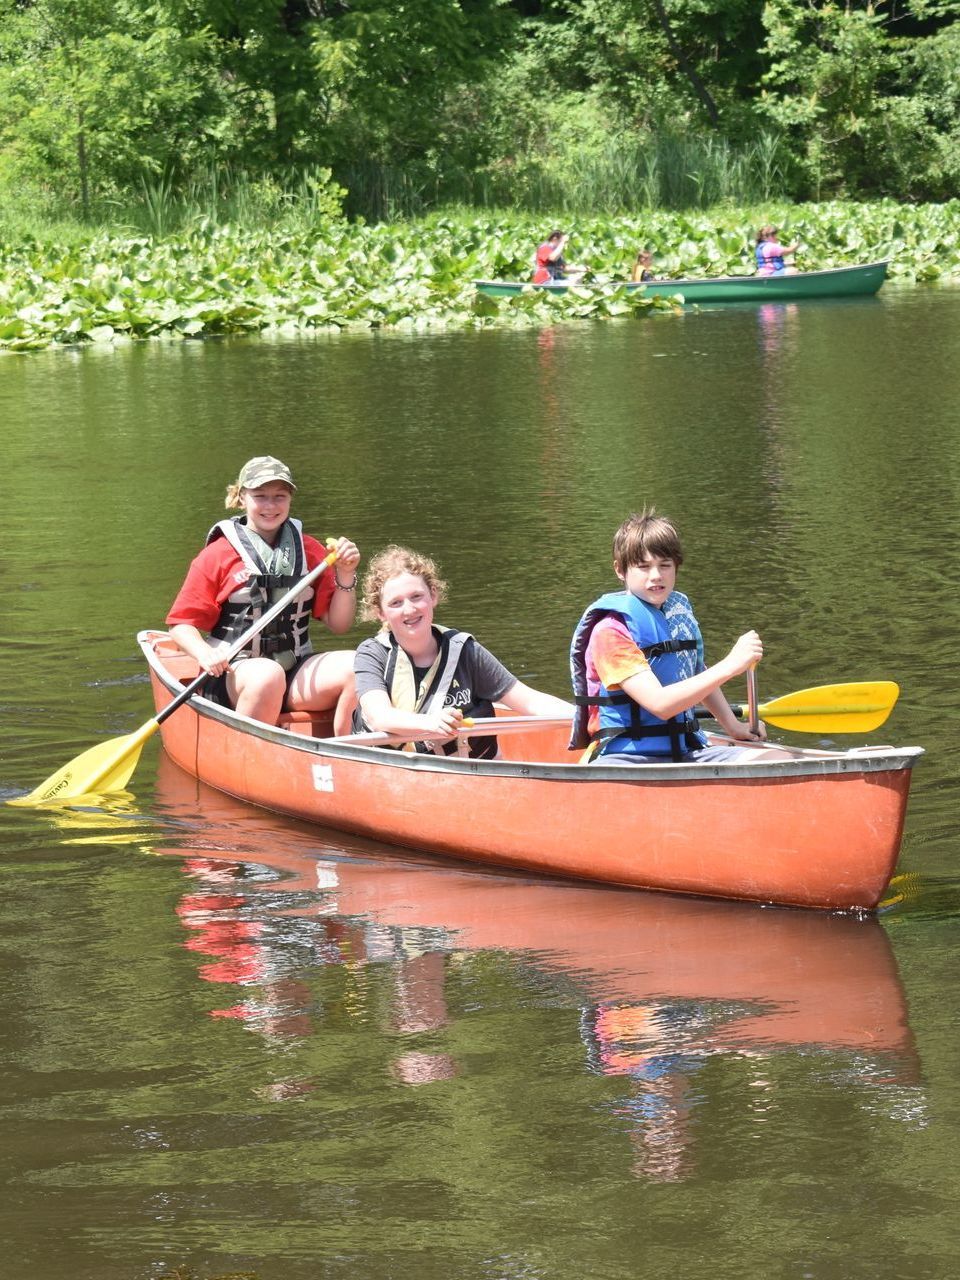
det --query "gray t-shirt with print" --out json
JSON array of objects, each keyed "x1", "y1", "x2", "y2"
[{"x1": 354, "y1": 632, "x2": 517, "y2": 712}]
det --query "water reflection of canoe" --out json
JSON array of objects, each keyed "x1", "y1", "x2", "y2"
[
  {"x1": 140, "y1": 630, "x2": 922, "y2": 912},
  {"x1": 475, "y1": 261, "x2": 889, "y2": 304},
  {"x1": 153, "y1": 751, "x2": 919, "y2": 1074}
]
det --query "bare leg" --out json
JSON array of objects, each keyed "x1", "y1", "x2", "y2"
[
  {"x1": 706, "y1": 733, "x2": 837, "y2": 762},
  {"x1": 227, "y1": 658, "x2": 287, "y2": 725},
  {"x1": 287, "y1": 650, "x2": 358, "y2": 736},
  {"x1": 736, "y1": 745, "x2": 804, "y2": 761},
  {"x1": 735, "y1": 743, "x2": 838, "y2": 761}
]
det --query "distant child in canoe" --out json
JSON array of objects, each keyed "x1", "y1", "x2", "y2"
[
  {"x1": 166, "y1": 455, "x2": 361, "y2": 732},
  {"x1": 532, "y1": 229, "x2": 587, "y2": 285},
  {"x1": 353, "y1": 545, "x2": 574, "y2": 756},
  {"x1": 631, "y1": 250, "x2": 656, "y2": 282},
  {"x1": 755, "y1": 225, "x2": 800, "y2": 275},
  {"x1": 570, "y1": 509, "x2": 770, "y2": 763}
]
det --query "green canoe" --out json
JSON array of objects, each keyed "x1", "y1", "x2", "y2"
[{"x1": 475, "y1": 260, "x2": 888, "y2": 304}]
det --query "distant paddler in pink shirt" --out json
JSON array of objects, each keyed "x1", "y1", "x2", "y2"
[{"x1": 755, "y1": 225, "x2": 800, "y2": 276}]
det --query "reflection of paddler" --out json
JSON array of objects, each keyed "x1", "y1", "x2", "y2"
[
  {"x1": 177, "y1": 868, "x2": 265, "y2": 985},
  {"x1": 584, "y1": 1002, "x2": 702, "y2": 1183},
  {"x1": 177, "y1": 856, "x2": 316, "y2": 1044},
  {"x1": 583, "y1": 1002, "x2": 713, "y2": 1078},
  {"x1": 590, "y1": 1002, "x2": 662, "y2": 1073},
  {"x1": 392, "y1": 949, "x2": 449, "y2": 1034}
]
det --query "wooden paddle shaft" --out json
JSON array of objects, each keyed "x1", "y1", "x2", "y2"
[
  {"x1": 747, "y1": 667, "x2": 760, "y2": 734},
  {"x1": 331, "y1": 714, "x2": 573, "y2": 748}
]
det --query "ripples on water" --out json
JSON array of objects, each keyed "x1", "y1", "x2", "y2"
[{"x1": 3, "y1": 288, "x2": 960, "y2": 1278}]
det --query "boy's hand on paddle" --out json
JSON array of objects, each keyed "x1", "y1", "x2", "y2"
[
  {"x1": 727, "y1": 717, "x2": 767, "y2": 743},
  {"x1": 725, "y1": 630, "x2": 763, "y2": 676}
]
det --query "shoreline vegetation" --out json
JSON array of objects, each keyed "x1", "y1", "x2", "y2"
[{"x1": 1, "y1": 200, "x2": 959, "y2": 353}]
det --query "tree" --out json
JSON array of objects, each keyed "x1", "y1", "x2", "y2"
[
  {"x1": 0, "y1": 0, "x2": 227, "y2": 212},
  {"x1": 759, "y1": 0, "x2": 960, "y2": 197},
  {"x1": 153, "y1": 0, "x2": 517, "y2": 171}
]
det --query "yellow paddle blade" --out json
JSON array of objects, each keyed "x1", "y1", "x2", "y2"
[
  {"x1": 7, "y1": 719, "x2": 159, "y2": 806},
  {"x1": 11, "y1": 553, "x2": 341, "y2": 809},
  {"x1": 758, "y1": 681, "x2": 900, "y2": 733}
]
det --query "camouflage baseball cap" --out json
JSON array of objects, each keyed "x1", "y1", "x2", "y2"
[{"x1": 237, "y1": 456, "x2": 297, "y2": 490}]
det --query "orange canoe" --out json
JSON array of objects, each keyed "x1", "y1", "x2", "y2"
[
  {"x1": 150, "y1": 758, "x2": 917, "y2": 1075},
  {"x1": 140, "y1": 631, "x2": 923, "y2": 912}
]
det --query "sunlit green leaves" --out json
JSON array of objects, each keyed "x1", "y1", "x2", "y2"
[{"x1": 0, "y1": 201, "x2": 958, "y2": 351}]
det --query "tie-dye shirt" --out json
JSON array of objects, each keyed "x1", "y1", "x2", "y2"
[
  {"x1": 584, "y1": 595, "x2": 705, "y2": 738},
  {"x1": 584, "y1": 616, "x2": 651, "y2": 737}
]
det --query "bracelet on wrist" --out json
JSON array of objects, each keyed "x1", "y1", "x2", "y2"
[{"x1": 334, "y1": 573, "x2": 357, "y2": 591}]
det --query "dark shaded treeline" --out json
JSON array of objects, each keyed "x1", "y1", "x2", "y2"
[{"x1": 0, "y1": 0, "x2": 957, "y2": 221}]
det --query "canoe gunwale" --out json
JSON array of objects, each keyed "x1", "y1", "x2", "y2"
[
  {"x1": 138, "y1": 630, "x2": 922, "y2": 785},
  {"x1": 473, "y1": 261, "x2": 889, "y2": 301},
  {"x1": 475, "y1": 260, "x2": 889, "y2": 289}
]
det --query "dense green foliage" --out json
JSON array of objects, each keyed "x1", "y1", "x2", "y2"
[
  {"x1": 2, "y1": 202, "x2": 958, "y2": 351},
  {"x1": 0, "y1": 0, "x2": 957, "y2": 222}
]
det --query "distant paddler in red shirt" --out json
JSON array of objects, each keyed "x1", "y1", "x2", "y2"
[
  {"x1": 166, "y1": 455, "x2": 360, "y2": 731},
  {"x1": 532, "y1": 229, "x2": 587, "y2": 285}
]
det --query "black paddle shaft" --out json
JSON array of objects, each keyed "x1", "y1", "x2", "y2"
[{"x1": 157, "y1": 555, "x2": 333, "y2": 725}]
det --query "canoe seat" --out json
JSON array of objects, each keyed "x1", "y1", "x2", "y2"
[
  {"x1": 278, "y1": 709, "x2": 335, "y2": 738},
  {"x1": 169, "y1": 656, "x2": 202, "y2": 684},
  {"x1": 149, "y1": 635, "x2": 201, "y2": 683},
  {"x1": 151, "y1": 633, "x2": 333, "y2": 734}
]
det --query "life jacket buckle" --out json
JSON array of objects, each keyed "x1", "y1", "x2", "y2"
[{"x1": 259, "y1": 634, "x2": 284, "y2": 657}]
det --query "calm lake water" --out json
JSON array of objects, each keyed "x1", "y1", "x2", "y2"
[{"x1": 3, "y1": 285, "x2": 960, "y2": 1280}]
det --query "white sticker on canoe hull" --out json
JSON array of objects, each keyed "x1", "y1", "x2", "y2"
[
  {"x1": 312, "y1": 763, "x2": 334, "y2": 792},
  {"x1": 315, "y1": 861, "x2": 340, "y2": 889}
]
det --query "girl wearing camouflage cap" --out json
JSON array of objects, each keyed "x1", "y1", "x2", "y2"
[{"x1": 166, "y1": 456, "x2": 361, "y2": 732}]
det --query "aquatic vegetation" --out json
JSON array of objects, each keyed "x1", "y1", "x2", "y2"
[
  {"x1": 0, "y1": 201, "x2": 957, "y2": 351},
  {"x1": 158, "y1": 1269, "x2": 258, "y2": 1280}
]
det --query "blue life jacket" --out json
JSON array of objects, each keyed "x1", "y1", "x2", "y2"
[
  {"x1": 756, "y1": 243, "x2": 784, "y2": 272},
  {"x1": 569, "y1": 589, "x2": 707, "y2": 760}
]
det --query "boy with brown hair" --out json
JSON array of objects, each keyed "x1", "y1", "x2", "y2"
[{"x1": 570, "y1": 509, "x2": 766, "y2": 762}]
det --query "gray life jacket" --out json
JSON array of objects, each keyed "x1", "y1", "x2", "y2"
[{"x1": 206, "y1": 517, "x2": 313, "y2": 664}]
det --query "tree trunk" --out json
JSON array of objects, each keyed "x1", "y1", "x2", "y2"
[
  {"x1": 77, "y1": 106, "x2": 90, "y2": 220},
  {"x1": 647, "y1": 0, "x2": 721, "y2": 128}
]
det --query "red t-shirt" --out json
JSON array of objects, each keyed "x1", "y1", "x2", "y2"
[
  {"x1": 533, "y1": 241, "x2": 557, "y2": 284},
  {"x1": 166, "y1": 532, "x2": 336, "y2": 632}
]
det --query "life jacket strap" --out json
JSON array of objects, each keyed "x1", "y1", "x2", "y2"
[
  {"x1": 642, "y1": 638, "x2": 697, "y2": 659},
  {"x1": 590, "y1": 720, "x2": 702, "y2": 762},
  {"x1": 574, "y1": 692, "x2": 631, "y2": 707}
]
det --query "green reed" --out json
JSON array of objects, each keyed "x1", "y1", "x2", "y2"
[{"x1": 338, "y1": 132, "x2": 790, "y2": 221}]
